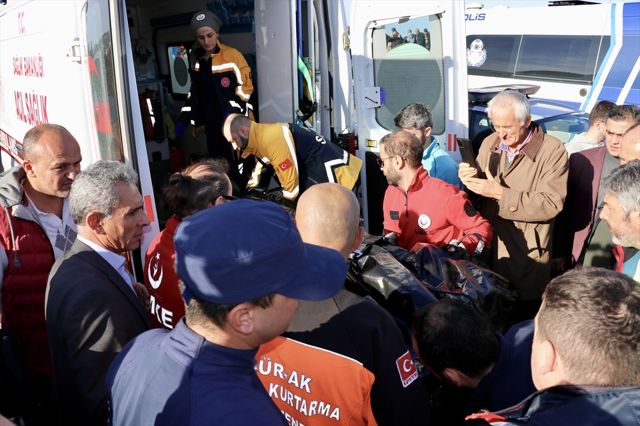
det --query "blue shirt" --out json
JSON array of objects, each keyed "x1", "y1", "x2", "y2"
[
  {"x1": 422, "y1": 138, "x2": 461, "y2": 187},
  {"x1": 466, "y1": 320, "x2": 536, "y2": 414},
  {"x1": 107, "y1": 320, "x2": 287, "y2": 426},
  {"x1": 623, "y1": 250, "x2": 640, "y2": 282}
]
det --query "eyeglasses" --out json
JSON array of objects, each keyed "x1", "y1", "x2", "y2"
[{"x1": 377, "y1": 155, "x2": 396, "y2": 168}]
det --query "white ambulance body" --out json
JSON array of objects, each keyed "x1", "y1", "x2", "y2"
[
  {"x1": 465, "y1": 1, "x2": 640, "y2": 110},
  {"x1": 0, "y1": 0, "x2": 468, "y2": 243}
]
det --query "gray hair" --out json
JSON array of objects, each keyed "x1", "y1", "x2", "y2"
[
  {"x1": 395, "y1": 103, "x2": 433, "y2": 130},
  {"x1": 70, "y1": 160, "x2": 139, "y2": 224},
  {"x1": 604, "y1": 160, "x2": 640, "y2": 216},
  {"x1": 487, "y1": 90, "x2": 530, "y2": 125}
]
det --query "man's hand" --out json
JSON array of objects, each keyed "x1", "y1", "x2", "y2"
[
  {"x1": 461, "y1": 167, "x2": 504, "y2": 200},
  {"x1": 458, "y1": 162, "x2": 478, "y2": 180},
  {"x1": 133, "y1": 282, "x2": 151, "y2": 312}
]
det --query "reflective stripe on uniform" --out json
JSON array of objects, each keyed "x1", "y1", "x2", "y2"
[
  {"x1": 212, "y1": 63, "x2": 251, "y2": 101},
  {"x1": 281, "y1": 125, "x2": 300, "y2": 199},
  {"x1": 323, "y1": 150, "x2": 349, "y2": 183}
]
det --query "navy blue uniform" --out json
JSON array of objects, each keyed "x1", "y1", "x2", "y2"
[
  {"x1": 107, "y1": 320, "x2": 286, "y2": 426},
  {"x1": 467, "y1": 320, "x2": 535, "y2": 414},
  {"x1": 467, "y1": 385, "x2": 640, "y2": 425}
]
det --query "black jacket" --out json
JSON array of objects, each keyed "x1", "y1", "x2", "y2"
[{"x1": 467, "y1": 385, "x2": 640, "y2": 425}]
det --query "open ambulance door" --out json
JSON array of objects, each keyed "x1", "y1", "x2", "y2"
[{"x1": 333, "y1": 0, "x2": 469, "y2": 234}]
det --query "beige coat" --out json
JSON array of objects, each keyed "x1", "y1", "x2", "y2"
[{"x1": 476, "y1": 124, "x2": 568, "y2": 301}]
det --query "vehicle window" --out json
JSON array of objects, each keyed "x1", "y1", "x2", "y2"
[
  {"x1": 469, "y1": 109, "x2": 491, "y2": 141},
  {"x1": 536, "y1": 114, "x2": 589, "y2": 144},
  {"x1": 372, "y1": 15, "x2": 445, "y2": 134},
  {"x1": 167, "y1": 44, "x2": 191, "y2": 96},
  {"x1": 466, "y1": 35, "x2": 519, "y2": 78},
  {"x1": 86, "y1": 0, "x2": 124, "y2": 161},
  {"x1": 515, "y1": 35, "x2": 603, "y2": 83}
]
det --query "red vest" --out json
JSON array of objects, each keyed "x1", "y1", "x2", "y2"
[{"x1": 0, "y1": 204, "x2": 54, "y2": 378}]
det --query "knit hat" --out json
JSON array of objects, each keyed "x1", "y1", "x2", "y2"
[{"x1": 190, "y1": 10, "x2": 222, "y2": 34}]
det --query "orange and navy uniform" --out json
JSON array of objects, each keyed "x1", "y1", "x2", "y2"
[
  {"x1": 143, "y1": 216, "x2": 185, "y2": 329},
  {"x1": 180, "y1": 42, "x2": 253, "y2": 164},
  {"x1": 383, "y1": 167, "x2": 492, "y2": 255},
  {"x1": 242, "y1": 122, "x2": 362, "y2": 200},
  {"x1": 256, "y1": 289, "x2": 430, "y2": 425},
  {"x1": 181, "y1": 42, "x2": 253, "y2": 125}
]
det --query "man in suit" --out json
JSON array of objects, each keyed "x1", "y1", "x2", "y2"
[
  {"x1": 45, "y1": 160, "x2": 151, "y2": 425},
  {"x1": 553, "y1": 105, "x2": 637, "y2": 272}
]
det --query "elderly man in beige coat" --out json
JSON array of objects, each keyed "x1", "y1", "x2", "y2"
[{"x1": 459, "y1": 90, "x2": 568, "y2": 321}]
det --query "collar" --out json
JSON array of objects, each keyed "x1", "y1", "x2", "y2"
[
  {"x1": 169, "y1": 319, "x2": 258, "y2": 369},
  {"x1": 423, "y1": 136, "x2": 440, "y2": 158},
  {"x1": 409, "y1": 166, "x2": 429, "y2": 190},
  {"x1": 495, "y1": 385, "x2": 640, "y2": 420},
  {"x1": 241, "y1": 120, "x2": 260, "y2": 159},
  {"x1": 77, "y1": 234, "x2": 127, "y2": 277},
  {"x1": 491, "y1": 123, "x2": 546, "y2": 161},
  {"x1": 499, "y1": 127, "x2": 533, "y2": 158}
]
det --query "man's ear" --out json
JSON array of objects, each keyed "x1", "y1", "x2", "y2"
[
  {"x1": 22, "y1": 159, "x2": 36, "y2": 178},
  {"x1": 351, "y1": 225, "x2": 365, "y2": 252},
  {"x1": 423, "y1": 126, "x2": 432, "y2": 139},
  {"x1": 227, "y1": 303, "x2": 254, "y2": 335},
  {"x1": 533, "y1": 338, "x2": 558, "y2": 379},
  {"x1": 239, "y1": 124, "x2": 250, "y2": 139},
  {"x1": 442, "y1": 368, "x2": 471, "y2": 387},
  {"x1": 86, "y1": 211, "x2": 106, "y2": 234}
]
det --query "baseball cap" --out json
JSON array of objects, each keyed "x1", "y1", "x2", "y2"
[
  {"x1": 190, "y1": 10, "x2": 222, "y2": 34},
  {"x1": 174, "y1": 199, "x2": 347, "y2": 304}
]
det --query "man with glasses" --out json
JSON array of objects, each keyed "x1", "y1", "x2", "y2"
[
  {"x1": 380, "y1": 130, "x2": 491, "y2": 257},
  {"x1": 554, "y1": 104, "x2": 639, "y2": 273},
  {"x1": 459, "y1": 90, "x2": 568, "y2": 321}
]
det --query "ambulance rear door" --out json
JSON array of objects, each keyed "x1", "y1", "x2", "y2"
[{"x1": 334, "y1": 0, "x2": 468, "y2": 233}]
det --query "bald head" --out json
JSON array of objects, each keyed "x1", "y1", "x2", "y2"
[
  {"x1": 23, "y1": 124, "x2": 76, "y2": 162},
  {"x1": 619, "y1": 122, "x2": 640, "y2": 165},
  {"x1": 22, "y1": 124, "x2": 81, "y2": 198},
  {"x1": 295, "y1": 183, "x2": 361, "y2": 259}
]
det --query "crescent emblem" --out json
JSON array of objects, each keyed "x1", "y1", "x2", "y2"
[{"x1": 147, "y1": 253, "x2": 164, "y2": 290}]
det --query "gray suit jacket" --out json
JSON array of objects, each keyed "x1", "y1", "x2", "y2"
[{"x1": 45, "y1": 239, "x2": 151, "y2": 426}]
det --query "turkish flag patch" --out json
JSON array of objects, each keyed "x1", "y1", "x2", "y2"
[
  {"x1": 279, "y1": 159, "x2": 293, "y2": 171},
  {"x1": 395, "y1": 350, "x2": 418, "y2": 388}
]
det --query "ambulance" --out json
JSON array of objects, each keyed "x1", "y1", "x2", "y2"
[{"x1": 0, "y1": 0, "x2": 469, "y2": 253}]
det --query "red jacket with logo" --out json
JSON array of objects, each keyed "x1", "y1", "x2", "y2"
[
  {"x1": 383, "y1": 167, "x2": 492, "y2": 255},
  {"x1": 143, "y1": 216, "x2": 185, "y2": 329}
]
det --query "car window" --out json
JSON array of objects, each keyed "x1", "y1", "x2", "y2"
[{"x1": 536, "y1": 113, "x2": 589, "y2": 144}]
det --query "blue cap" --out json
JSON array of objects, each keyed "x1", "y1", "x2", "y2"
[{"x1": 174, "y1": 199, "x2": 346, "y2": 304}]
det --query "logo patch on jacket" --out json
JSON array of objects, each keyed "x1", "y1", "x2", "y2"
[
  {"x1": 390, "y1": 210, "x2": 400, "y2": 220},
  {"x1": 220, "y1": 77, "x2": 231, "y2": 88},
  {"x1": 279, "y1": 159, "x2": 293, "y2": 171},
  {"x1": 418, "y1": 214, "x2": 431, "y2": 229},
  {"x1": 396, "y1": 351, "x2": 418, "y2": 387}
]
